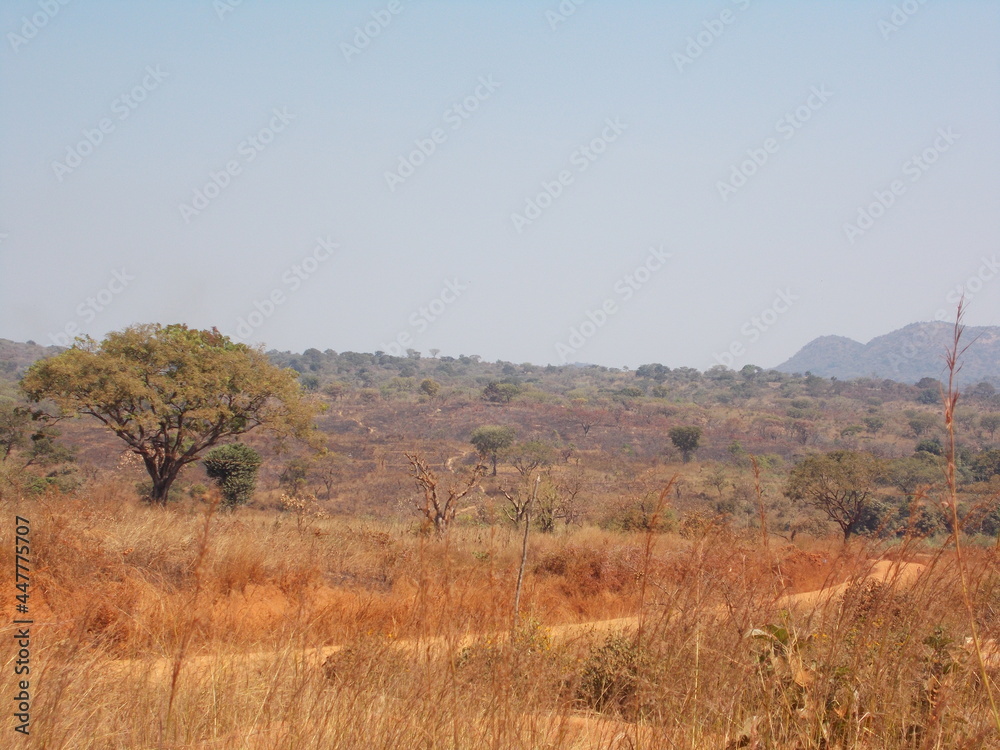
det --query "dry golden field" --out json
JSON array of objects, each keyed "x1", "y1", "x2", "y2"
[{"x1": 2, "y1": 476, "x2": 999, "y2": 749}]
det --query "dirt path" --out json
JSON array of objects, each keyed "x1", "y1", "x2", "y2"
[
  {"x1": 780, "y1": 558, "x2": 925, "y2": 608},
  {"x1": 109, "y1": 558, "x2": 934, "y2": 749},
  {"x1": 116, "y1": 558, "x2": 929, "y2": 686}
]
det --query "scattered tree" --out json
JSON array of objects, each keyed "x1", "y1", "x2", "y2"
[
  {"x1": 419, "y1": 378, "x2": 441, "y2": 398},
  {"x1": 482, "y1": 381, "x2": 520, "y2": 405},
  {"x1": 0, "y1": 402, "x2": 30, "y2": 460},
  {"x1": 0, "y1": 401, "x2": 76, "y2": 497},
  {"x1": 20, "y1": 324, "x2": 317, "y2": 503},
  {"x1": 668, "y1": 425, "x2": 702, "y2": 463},
  {"x1": 915, "y1": 438, "x2": 943, "y2": 456},
  {"x1": 635, "y1": 363, "x2": 669, "y2": 382},
  {"x1": 971, "y1": 449, "x2": 1000, "y2": 483},
  {"x1": 506, "y1": 440, "x2": 555, "y2": 477},
  {"x1": 569, "y1": 406, "x2": 603, "y2": 437},
  {"x1": 405, "y1": 453, "x2": 485, "y2": 534},
  {"x1": 313, "y1": 449, "x2": 345, "y2": 500},
  {"x1": 784, "y1": 450, "x2": 886, "y2": 541},
  {"x1": 706, "y1": 466, "x2": 728, "y2": 499},
  {"x1": 981, "y1": 414, "x2": 1000, "y2": 441},
  {"x1": 907, "y1": 411, "x2": 937, "y2": 437},
  {"x1": 322, "y1": 381, "x2": 348, "y2": 401},
  {"x1": 888, "y1": 454, "x2": 942, "y2": 495},
  {"x1": 470, "y1": 425, "x2": 516, "y2": 476},
  {"x1": 863, "y1": 416, "x2": 885, "y2": 435},
  {"x1": 279, "y1": 457, "x2": 311, "y2": 497}
]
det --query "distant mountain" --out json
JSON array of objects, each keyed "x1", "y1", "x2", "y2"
[{"x1": 776, "y1": 322, "x2": 1000, "y2": 384}]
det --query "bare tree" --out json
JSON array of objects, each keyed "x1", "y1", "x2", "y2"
[
  {"x1": 500, "y1": 483, "x2": 532, "y2": 524},
  {"x1": 507, "y1": 440, "x2": 555, "y2": 477},
  {"x1": 314, "y1": 449, "x2": 346, "y2": 500},
  {"x1": 555, "y1": 472, "x2": 586, "y2": 527},
  {"x1": 405, "y1": 453, "x2": 485, "y2": 534}
]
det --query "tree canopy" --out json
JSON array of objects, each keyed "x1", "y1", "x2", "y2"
[
  {"x1": 482, "y1": 381, "x2": 521, "y2": 404},
  {"x1": 505, "y1": 440, "x2": 556, "y2": 477},
  {"x1": 668, "y1": 425, "x2": 702, "y2": 463},
  {"x1": 470, "y1": 424, "x2": 516, "y2": 475},
  {"x1": 21, "y1": 324, "x2": 317, "y2": 503},
  {"x1": 784, "y1": 450, "x2": 886, "y2": 541}
]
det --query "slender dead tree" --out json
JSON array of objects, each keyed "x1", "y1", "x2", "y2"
[{"x1": 512, "y1": 474, "x2": 541, "y2": 630}]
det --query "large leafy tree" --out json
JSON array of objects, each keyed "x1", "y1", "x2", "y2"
[
  {"x1": 20, "y1": 324, "x2": 317, "y2": 503},
  {"x1": 784, "y1": 450, "x2": 887, "y2": 541}
]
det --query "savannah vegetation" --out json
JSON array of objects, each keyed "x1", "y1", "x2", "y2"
[{"x1": 0, "y1": 320, "x2": 999, "y2": 748}]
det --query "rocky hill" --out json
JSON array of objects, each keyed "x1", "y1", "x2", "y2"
[{"x1": 776, "y1": 322, "x2": 1000, "y2": 384}]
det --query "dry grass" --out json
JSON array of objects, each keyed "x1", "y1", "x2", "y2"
[{"x1": 1, "y1": 477, "x2": 999, "y2": 749}]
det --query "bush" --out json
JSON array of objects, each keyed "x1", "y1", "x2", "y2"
[
  {"x1": 577, "y1": 634, "x2": 657, "y2": 719},
  {"x1": 600, "y1": 498, "x2": 676, "y2": 533},
  {"x1": 203, "y1": 443, "x2": 262, "y2": 508},
  {"x1": 915, "y1": 438, "x2": 943, "y2": 456}
]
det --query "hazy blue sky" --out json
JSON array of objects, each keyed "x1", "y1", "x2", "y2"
[{"x1": 1, "y1": 0, "x2": 998, "y2": 369}]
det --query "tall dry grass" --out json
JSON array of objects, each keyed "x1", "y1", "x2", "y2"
[{"x1": 1, "y1": 470, "x2": 998, "y2": 748}]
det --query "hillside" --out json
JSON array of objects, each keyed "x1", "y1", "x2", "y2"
[
  {"x1": 3, "y1": 332, "x2": 999, "y2": 531},
  {"x1": 777, "y1": 322, "x2": 1000, "y2": 384},
  {"x1": 0, "y1": 338, "x2": 63, "y2": 398}
]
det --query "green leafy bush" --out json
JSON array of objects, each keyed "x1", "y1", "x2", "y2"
[{"x1": 203, "y1": 443, "x2": 262, "y2": 508}]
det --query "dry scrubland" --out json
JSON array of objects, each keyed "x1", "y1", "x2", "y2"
[
  {"x1": 2, "y1": 329, "x2": 1000, "y2": 747},
  {"x1": 2, "y1": 479, "x2": 999, "y2": 749}
]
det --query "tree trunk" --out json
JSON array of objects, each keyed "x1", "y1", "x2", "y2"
[
  {"x1": 147, "y1": 459, "x2": 182, "y2": 505},
  {"x1": 150, "y1": 476, "x2": 173, "y2": 505},
  {"x1": 491, "y1": 454, "x2": 498, "y2": 476}
]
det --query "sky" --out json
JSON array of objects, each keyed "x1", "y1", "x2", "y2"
[{"x1": 1, "y1": 0, "x2": 998, "y2": 371}]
